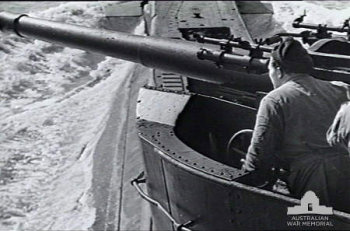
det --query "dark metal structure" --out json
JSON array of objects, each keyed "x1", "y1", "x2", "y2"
[
  {"x1": 136, "y1": 87, "x2": 350, "y2": 230},
  {"x1": 0, "y1": 11, "x2": 272, "y2": 92},
  {"x1": 1, "y1": 3, "x2": 350, "y2": 230}
]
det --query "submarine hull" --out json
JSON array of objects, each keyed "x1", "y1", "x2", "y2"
[{"x1": 136, "y1": 87, "x2": 350, "y2": 230}]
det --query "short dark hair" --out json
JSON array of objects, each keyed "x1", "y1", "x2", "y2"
[{"x1": 271, "y1": 37, "x2": 314, "y2": 74}]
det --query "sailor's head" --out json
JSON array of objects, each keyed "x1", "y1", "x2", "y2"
[{"x1": 268, "y1": 37, "x2": 314, "y2": 88}]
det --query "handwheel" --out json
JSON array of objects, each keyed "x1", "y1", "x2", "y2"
[
  {"x1": 226, "y1": 129, "x2": 282, "y2": 189},
  {"x1": 225, "y1": 129, "x2": 253, "y2": 168}
]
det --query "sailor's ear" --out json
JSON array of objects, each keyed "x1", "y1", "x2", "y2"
[{"x1": 276, "y1": 67, "x2": 283, "y2": 79}]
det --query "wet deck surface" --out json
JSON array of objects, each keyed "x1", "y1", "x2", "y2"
[{"x1": 91, "y1": 63, "x2": 151, "y2": 231}]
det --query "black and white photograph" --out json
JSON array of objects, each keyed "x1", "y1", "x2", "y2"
[{"x1": 0, "y1": 1, "x2": 350, "y2": 230}]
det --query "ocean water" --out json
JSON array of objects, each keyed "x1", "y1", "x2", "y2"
[
  {"x1": 0, "y1": 2, "x2": 63, "y2": 13},
  {"x1": 0, "y1": 1, "x2": 348, "y2": 230},
  {"x1": 0, "y1": 1, "x2": 141, "y2": 230}
]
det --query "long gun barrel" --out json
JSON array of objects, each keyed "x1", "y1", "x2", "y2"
[
  {"x1": 0, "y1": 12, "x2": 272, "y2": 92},
  {"x1": 293, "y1": 21, "x2": 350, "y2": 34}
]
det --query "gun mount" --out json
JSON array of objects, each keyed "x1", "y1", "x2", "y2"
[
  {"x1": 263, "y1": 12, "x2": 350, "y2": 46},
  {"x1": 195, "y1": 34, "x2": 350, "y2": 84},
  {"x1": 292, "y1": 13, "x2": 350, "y2": 41}
]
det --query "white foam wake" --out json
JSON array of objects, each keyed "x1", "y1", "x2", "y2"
[{"x1": 0, "y1": 1, "x2": 143, "y2": 230}]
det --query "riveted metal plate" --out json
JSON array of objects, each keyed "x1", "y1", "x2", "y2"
[
  {"x1": 138, "y1": 121, "x2": 247, "y2": 181},
  {"x1": 136, "y1": 89, "x2": 350, "y2": 230},
  {"x1": 138, "y1": 128, "x2": 350, "y2": 230}
]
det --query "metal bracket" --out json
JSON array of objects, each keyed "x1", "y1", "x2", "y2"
[
  {"x1": 13, "y1": 14, "x2": 28, "y2": 37},
  {"x1": 293, "y1": 10, "x2": 307, "y2": 26},
  {"x1": 131, "y1": 172, "x2": 194, "y2": 231}
]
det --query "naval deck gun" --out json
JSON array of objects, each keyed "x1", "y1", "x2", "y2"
[
  {"x1": 0, "y1": 12, "x2": 273, "y2": 93},
  {"x1": 1, "y1": 12, "x2": 350, "y2": 96},
  {"x1": 1, "y1": 9, "x2": 350, "y2": 230}
]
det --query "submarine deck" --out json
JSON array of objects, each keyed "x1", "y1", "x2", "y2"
[{"x1": 89, "y1": 1, "x2": 276, "y2": 230}]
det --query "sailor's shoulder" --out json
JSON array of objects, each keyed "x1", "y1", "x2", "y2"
[
  {"x1": 329, "y1": 80, "x2": 350, "y2": 88},
  {"x1": 328, "y1": 81, "x2": 350, "y2": 99},
  {"x1": 260, "y1": 89, "x2": 287, "y2": 111},
  {"x1": 263, "y1": 83, "x2": 295, "y2": 103}
]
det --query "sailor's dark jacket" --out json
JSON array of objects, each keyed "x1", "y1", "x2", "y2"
[{"x1": 244, "y1": 74, "x2": 350, "y2": 211}]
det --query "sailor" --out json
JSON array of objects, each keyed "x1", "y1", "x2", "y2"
[{"x1": 242, "y1": 37, "x2": 350, "y2": 212}]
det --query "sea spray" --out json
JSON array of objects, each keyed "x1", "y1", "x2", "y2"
[{"x1": 0, "y1": 1, "x2": 140, "y2": 230}]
